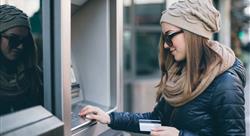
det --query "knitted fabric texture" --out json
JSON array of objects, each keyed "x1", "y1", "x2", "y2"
[
  {"x1": 160, "y1": 0, "x2": 221, "y2": 39},
  {"x1": 0, "y1": 4, "x2": 30, "y2": 33},
  {"x1": 161, "y1": 41, "x2": 235, "y2": 107}
]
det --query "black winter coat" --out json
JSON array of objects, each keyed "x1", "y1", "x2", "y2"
[{"x1": 108, "y1": 59, "x2": 246, "y2": 136}]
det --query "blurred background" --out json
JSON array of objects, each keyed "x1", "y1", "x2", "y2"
[{"x1": 122, "y1": 0, "x2": 250, "y2": 135}]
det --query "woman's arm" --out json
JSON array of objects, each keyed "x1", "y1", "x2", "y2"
[{"x1": 108, "y1": 98, "x2": 165, "y2": 133}]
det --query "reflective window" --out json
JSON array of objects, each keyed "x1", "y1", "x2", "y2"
[
  {"x1": 136, "y1": 32, "x2": 160, "y2": 75},
  {"x1": 134, "y1": 0, "x2": 165, "y2": 25},
  {"x1": 0, "y1": 0, "x2": 43, "y2": 116},
  {"x1": 124, "y1": 0, "x2": 131, "y2": 25},
  {"x1": 124, "y1": 30, "x2": 132, "y2": 76},
  {"x1": 123, "y1": 0, "x2": 164, "y2": 78}
]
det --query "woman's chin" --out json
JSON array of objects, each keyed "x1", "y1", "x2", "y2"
[{"x1": 174, "y1": 56, "x2": 185, "y2": 62}]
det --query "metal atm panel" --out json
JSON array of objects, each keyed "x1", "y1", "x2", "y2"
[{"x1": 70, "y1": 0, "x2": 123, "y2": 134}]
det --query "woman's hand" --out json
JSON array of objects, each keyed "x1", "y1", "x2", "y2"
[
  {"x1": 79, "y1": 105, "x2": 111, "y2": 124},
  {"x1": 150, "y1": 126, "x2": 179, "y2": 136}
]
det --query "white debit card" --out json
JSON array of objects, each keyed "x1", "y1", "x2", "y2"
[{"x1": 139, "y1": 119, "x2": 161, "y2": 132}]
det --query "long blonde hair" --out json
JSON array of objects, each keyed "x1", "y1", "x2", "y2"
[{"x1": 156, "y1": 30, "x2": 222, "y2": 101}]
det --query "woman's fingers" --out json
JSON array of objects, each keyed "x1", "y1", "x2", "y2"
[
  {"x1": 150, "y1": 131, "x2": 159, "y2": 136},
  {"x1": 79, "y1": 108, "x2": 94, "y2": 116},
  {"x1": 79, "y1": 105, "x2": 98, "y2": 116},
  {"x1": 86, "y1": 114, "x2": 100, "y2": 120},
  {"x1": 79, "y1": 105, "x2": 91, "y2": 114},
  {"x1": 151, "y1": 126, "x2": 180, "y2": 136},
  {"x1": 78, "y1": 105, "x2": 110, "y2": 124},
  {"x1": 151, "y1": 126, "x2": 167, "y2": 131}
]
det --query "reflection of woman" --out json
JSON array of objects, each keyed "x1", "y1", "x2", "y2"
[
  {"x1": 80, "y1": 0, "x2": 246, "y2": 135},
  {"x1": 0, "y1": 5, "x2": 43, "y2": 115}
]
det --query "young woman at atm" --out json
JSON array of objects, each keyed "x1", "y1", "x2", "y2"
[{"x1": 80, "y1": 0, "x2": 246, "y2": 135}]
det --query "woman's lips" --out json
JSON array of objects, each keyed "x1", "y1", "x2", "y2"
[{"x1": 170, "y1": 49, "x2": 175, "y2": 55}]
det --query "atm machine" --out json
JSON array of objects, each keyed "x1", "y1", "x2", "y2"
[
  {"x1": 0, "y1": 0, "x2": 123, "y2": 135},
  {"x1": 70, "y1": 0, "x2": 124, "y2": 135}
]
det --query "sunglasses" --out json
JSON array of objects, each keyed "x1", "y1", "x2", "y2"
[
  {"x1": 1, "y1": 33, "x2": 29, "y2": 49},
  {"x1": 163, "y1": 30, "x2": 183, "y2": 47}
]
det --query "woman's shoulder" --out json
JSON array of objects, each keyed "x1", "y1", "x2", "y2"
[{"x1": 209, "y1": 58, "x2": 246, "y2": 95}]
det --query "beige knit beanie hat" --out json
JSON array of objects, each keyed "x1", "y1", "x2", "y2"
[
  {"x1": 160, "y1": 0, "x2": 221, "y2": 39},
  {"x1": 0, "y1": 4, "x2": 30, "y2": 33}
]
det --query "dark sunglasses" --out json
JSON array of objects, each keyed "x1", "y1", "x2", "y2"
[
  {"x1": 163, "y1": 30, "x2": 183, "y2": 47},
  {"x1": 1, "y1": 33, "x2": 29, "y2": 49}
]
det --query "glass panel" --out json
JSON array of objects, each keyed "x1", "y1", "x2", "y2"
[
  {"x1": 123, "y1": 83, "x2": 133, "y2": 111},
  {"x1": 136, "y1": 32, "x2": 160, "y2": 76},
  {"x1": 124, "y1": 0, "x2": 131, "y2": 24},
  {"x1": 0, "y1": 0, "x2": 43, "y2": 116},
  {"x1": 124, "y1": 30, "x2": 132, "y2": 75},
  {"x1": 134, "y1": 0, "x2": 165, "y2": 25}
]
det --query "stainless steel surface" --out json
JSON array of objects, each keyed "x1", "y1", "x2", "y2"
[
  {"x1": 53, "y1": 0, "x2": 71, "y2": 135},
  {"x1": 71, "y1": 0, "x2": 111, "y2": 107},
  {"x1": 42, "y1": 0, "x2": 52, "y2": 112},
  {"x1": 3, "y1": 117, "x2": 64, "y2": 136},
  {"x1": 115, "y1": 0, "x2": 124, "y2": 112},
  {"x1": 70, "y1": 0, "x2": 123, "y2": 135},
  {"x1": 0, "y1": 106, "x2": 64, "y2": 136},
  {"x1": 0, "y1": 106, "x2": 51, "y2": 134}
]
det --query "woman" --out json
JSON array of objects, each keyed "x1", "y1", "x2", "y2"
[
  {"x1": 0, "y1": 5, "x2": 43, "y2": 115},
  {"x1": 79, "y1": 0, "x2": 246, "y2": 135}
]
